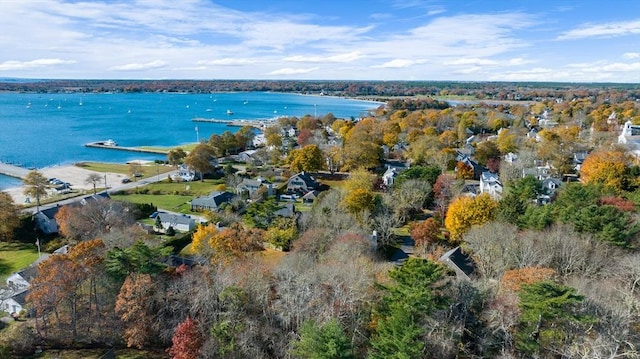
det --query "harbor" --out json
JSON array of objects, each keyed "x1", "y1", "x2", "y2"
[{"x1": 192, "y1": 118, "x2": 273, "y2": 129}]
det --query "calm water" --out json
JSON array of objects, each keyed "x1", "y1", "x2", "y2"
[{"x1": 0, "y1": 92, "x2": 379, "y2": 189}]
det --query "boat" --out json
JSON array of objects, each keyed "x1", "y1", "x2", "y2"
[
  {"x1": 103, "y1": 139, "x2": 117, "y2": 146},
  {"x1": 206, "y1": 108, "x2": 213, "y2": 112},
  {"x1": 226, "y1": 109, "x2": 234, "y2": 115}
]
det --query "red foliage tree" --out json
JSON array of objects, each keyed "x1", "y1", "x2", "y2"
[
  {"x1": 167, "y1": 316, "x2": 205, "y2": 359},
  {"x1": 598, "y1": 196, "x2": 636, "y2": 212},
  {"x1": 410, "y1": 218, "x2": 441, "y2": 253}
]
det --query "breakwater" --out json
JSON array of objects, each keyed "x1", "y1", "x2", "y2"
[
  {"x1": 192, "y1": 118, "x2": 273, "y2": 129},
  {"x1": 84, "y1": 142, "x2": 167, "y2": 154}
]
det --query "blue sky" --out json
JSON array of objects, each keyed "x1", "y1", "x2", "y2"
[{"x1": 0, "y1": 0, "x2": 638, "y2": 82}]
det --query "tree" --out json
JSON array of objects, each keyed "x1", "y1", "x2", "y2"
[
  {"x1": 190, "y1": 222, "x2": 263, "y2": 264},
  {"x1": 343, "y1": 188, "x2": 378, "y2": 218},
  {"x1": 410, "y1": 218, "x2": 441, "y2": 254},
  {"x1": 184, "y1": 143, "x2": 217, "y2": 181},
  {"x1": 445, "y1": 193, "x2": 497, "y2": 242},
  {"x1": 291, "y1": 319, "x2": 354, "y2": 359},
  {"x1": 580, "y1": 149, "x2": 634, "y2": 192},
  {"x1": 106, "y1": 240, "x2": 170, "y2": 281},
  {"x1": 115, "y1": 273, "x2": 157, "y2": 349},
  {"x1": 167, "y1": 148, "x2": 187, "y2": 168},
  {"x1": 516, "y1": 281, "x2": 593, "y2": 356},
  {"x1": 288, "y1": 144, "x2": 324, "y2": 173},
  {"x1": 55, "y1": 198, "x2": 137, "y2": 240},
  {"x1": 474, "y1": 141, "x2": 500, "y2": 166},
  {"x1": 455, "y1": 162, "x2": 474, "y2": 180},
  {"x1": 23, "y1": 170, "x2": 48, "y2": 212},
  {"x1": 85, "y1": 172, "x2": 103, "y2": 195},
  {"x1": 0, "y1": 192, "x2": 20, "y2": 241},
  {"x1": 167, "y1": 316, "x2": 205, "y2": 359}
]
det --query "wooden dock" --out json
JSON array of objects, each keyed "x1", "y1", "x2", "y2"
[
  {"x1": 0, "y1": 162, "x2": 30, "y2": 179},
  {"x1": 84, "y1": 142, "x2": 167, "y2": 154}
]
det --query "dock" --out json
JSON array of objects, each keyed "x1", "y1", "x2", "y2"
[
  {"x1": 84, "y1": 142, "x2": 167, "y2": 154},
  {"x1": 0, "y1": 162, "x2": 31, "y2": 179}
]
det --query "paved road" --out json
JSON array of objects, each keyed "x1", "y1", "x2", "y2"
[{"x1": 22, "y1": 169, "x2": 179, "y2": 214}]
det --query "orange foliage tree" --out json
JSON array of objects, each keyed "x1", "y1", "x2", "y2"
[
  {"x1": 444, "y1": 193, "x2": 497, "y2": 242},
  {"x1": 191, "y1": 222, "x2": 264, "y2": 264},
  {"x1": 167, "y1": 316, "x2": 205, "y2": 359},
  {"x1": 580, "y1": 150, "x2": 633, "y2": 192},
  {"x1": 410, "y1": 218, "x2": 441, "y2": 253},
  {"x1": 456, "y1": 162, "x2": 474, "y2": 180},
  {"x1": 115, "y1": 273, "x2": 157, "y2": 349},
  {"x1": 500, "y1": 267, "x2": 556, "y2": 292}
]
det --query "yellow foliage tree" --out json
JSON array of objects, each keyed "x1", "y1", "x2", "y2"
[
  {"x1": 580, "y1": 150, "x2": 631, "y2": 192},
  {"x1": 444, "y1": 193, "x2": 497, "y2": 242},
  {"x1": 343, "y1": 188, "x2": 377, "y2": 218},
  {"x1": 191, "y1": 222, "x2": 264, "y2": 263}
]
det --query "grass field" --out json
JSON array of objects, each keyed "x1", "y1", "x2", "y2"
[
  {"x1": 139, "y1": 143, "x2": 198, "y2": 153},
  {"x1": 76, "y1": 162, "x2": 174, "y2": 178},
  {"x1": 111, "y1": 193, "x2": 194, "y2": 213},
  {"x1": 0, "y1": 242, "x2": 40, "y2": 282}
]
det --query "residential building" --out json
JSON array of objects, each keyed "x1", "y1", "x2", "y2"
[
  {"x1": 156, "y1": 213, "x2": 196, "y2": 232},
  {"x1": 479, "y1": 171, "x2": 503, "y2": 199},
  {"x1": 190, "y1": 191, "x2": 235, "y2": 211},
  {"x1": 286, "y1": 171, "x2": 319, "y2": 194}
]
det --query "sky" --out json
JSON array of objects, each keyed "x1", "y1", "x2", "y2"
[{"x1": 0, "y1": 0, "x2": 639, "y2": 82}]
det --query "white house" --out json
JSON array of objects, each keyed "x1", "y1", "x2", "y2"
[
  {"x1": 619, "y1": 121, "x2": 640, "y2": 157},
  {"x1": 382, "y1": 167, "x2": 399, "y2": 187},
  {"x1": 156, "y1": 213, "x2": 196, "y2": 232},
  {"x1": 479, "y1": 171, "x2": 503, "y2": 199}
]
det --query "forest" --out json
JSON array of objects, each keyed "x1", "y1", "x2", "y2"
[{"x1": 0, "y1": 82, "x2": 639, "y2": 358}]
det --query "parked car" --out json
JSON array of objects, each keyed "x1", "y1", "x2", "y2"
[{"x1": 121, "y1": 178, "x2": 131, "y2": 183}]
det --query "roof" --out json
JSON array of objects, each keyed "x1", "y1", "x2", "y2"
[
  {"x1": 302, "y1": 190, "x2": 319, "y2": 200},
  {"x1": 440, "y1": 247, "x2": 475, "y2": 279},
  {"x1": 157, "y1": 213, "x2": 195, "y2": 226},
  {"x1": 289, "y1": 171, "x2": 317, "y2": 186},
  {"x1": 38, "y1": 206, "x2": 60, "y2": 220},
  {"x1": 165, "y1": 255, "x2": 206, "y2": 267},
  {"x1": 274, "y1": 203, "x2": 296, "y2": 217},
  {"x1": 11, "y1": 289, "x2": 29, "y2": 306},
  {"x1": 191, "y1": 191, "x2": 235, "y2": 208}
]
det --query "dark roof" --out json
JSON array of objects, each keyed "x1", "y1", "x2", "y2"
[
  {"x1": 440, "y1": 247, "x2": 475, "y2": 279},
  {"x1": 39, "y1": 206, "x2": 60, "y2": 220},
  {"x1": 274, "y1": 203, "x2": 296, "y2": 217},
  {"x1": 302, "y1": 190, "x2": 319, "y2": 200},
  {"x1": 289, "y1": 171, "x2": 318, "y2": 187},
  {"x1": 17, "y1": 265, "x2": 39, "y2": 283},
  {"x1": 166, "y1": 255, "x2": 206, "y2": 267},
  {"x1": 191, "y1": 191, "x2": 235, "y2": 209},
  {"x1": 11, "y1": 289, "x2": 29, "y2": 305}
]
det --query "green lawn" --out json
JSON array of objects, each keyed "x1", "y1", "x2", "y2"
[
  {"x1": 0, "y1": 242, "x2": 41, "y2": 282},
  {"x1": 75, "y1": 162, "x2": 174, "y2": 177},
  {"x1": 138, "y1": 143, "x2": 198, "y2": 153},
  {"x1": 111, "y1": 193, "x2": 194, "y2": 213}
]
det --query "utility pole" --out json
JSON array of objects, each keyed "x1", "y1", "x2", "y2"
[{"x1": 195, "y1": 126, "x2": 199, "y2": 143}]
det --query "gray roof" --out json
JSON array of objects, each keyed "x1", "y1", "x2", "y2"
[
  {"x1": 191, "y1": 191, "x2": 235, "y2": 209},
  {"x1": 157, "y1": 213, "x2": 195, "y2": 226},
  {"x1": 440, "y1": 246, "x2": 475, "y2": 279}
]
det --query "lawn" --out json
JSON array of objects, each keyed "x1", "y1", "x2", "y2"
[
  {"x1": 0, "y1": 242, "x2": 40, "y2": 282},
  {"x1": 111, "y1": 193, "x2": 194, "y2": 213},
  {"x1": 75, "y1": 162, "x2": 174, "y2": 177},
  {"x1": 138, "y1": 143, "x2": 198, "y2": 153}
]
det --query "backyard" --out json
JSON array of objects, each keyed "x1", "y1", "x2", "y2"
[{"x1": 0, "y1": 242, "x2": 40, "y2": 283}]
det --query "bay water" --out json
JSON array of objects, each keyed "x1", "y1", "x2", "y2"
[{"x1": 0, "y1": 92, "x2": 380, "y2": 189}]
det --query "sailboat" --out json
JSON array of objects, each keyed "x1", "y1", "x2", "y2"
[{"x1": 226, "y1": 109, "x2": 234, "y2": 115}]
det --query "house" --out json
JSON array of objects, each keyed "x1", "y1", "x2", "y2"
[
  {"x1": 302, "y1": 190, "x2": 319, "y2": 204},
  {"x1": 382, "y1": 167, "x2": 399, "y2": 187},
  {"x1": 236, "y1": 149, "x2": 262, "y2": 166},
  {"x1": 455, "y1": 151, "x2": 483, "y2": 180},
  {"x1": 1, "y1": 288, "x2": 28, "y2": 315},
  {"x1": 618, "y1": 121, "x2": 640, "y2": 156},
  {"x1": 504, "y1": 152, "x2": 518, "y2": 163},
  {"x1": 274, "y1": 203, "x2": 297, "y2": 218},
  {"x1": 156, "y1": 213, "x2": 196, "y2": 232},
  {"x1": 286, "y1": 171, "x2": 319, "y2": 194},
  {"x1": 237, "y1": 177, "x2": 274, "y2": 198},
  {"x1": 522, "y1": 164, "x2": 552, "y2": 181},
  {"x1": 479, "y1": 171, "x2": 503, "y2": 199},
  {"x1": 439, "y1": 246, "x2": 475, "y2": 280},
  {"x1": 190, "y1": 191, "x2": 235, "y2": 211},
  {"x1": 174, "y1": 163, "x2": 197, "y2": 182},
  {"x1": 34, "y1": 206, "x2": 60, "y2": 234},
  {"x1": 572, "y1": 152, "x2": 588, "y2": 171}
]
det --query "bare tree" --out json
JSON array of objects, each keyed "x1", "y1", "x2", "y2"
[{"x1": 85, "y1": 172, "x2": 103, "y2": 195}]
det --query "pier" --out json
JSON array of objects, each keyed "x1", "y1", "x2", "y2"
[
  {"x1": 0, "y1": 162, "x2": 30, "y2": 179},
  {"x1": 84, "y1": 142, "x2": 167, "y2": 154}
]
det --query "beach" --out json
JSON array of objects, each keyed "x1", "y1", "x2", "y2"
[{"x1": 2, "y1": 165, "x2": 127, "y2": 205}]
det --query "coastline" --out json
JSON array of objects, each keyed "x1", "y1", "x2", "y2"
[{"x1": 1, "y1": 164, "x2": 128, "y2": 205}]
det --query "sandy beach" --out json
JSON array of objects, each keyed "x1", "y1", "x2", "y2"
[{"x1": 2, "y1": 165, "x2": 127, "y2": 205}]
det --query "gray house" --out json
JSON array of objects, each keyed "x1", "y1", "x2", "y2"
[
  {"x1": 157, "y1": 213, "x2": 196, "y2": 232},
  {"x1": 237, "y1": 177, "x2": 274, "y2": 198},
  {"x1": 286, "y1": 171, "x2": 319, "y2": 194},
  {"x1": 190, "y1": 191, "x2": 235, "y2": 211},
  {"x1": 34, "y1": 206, "x2": 60, "y2": 234}
]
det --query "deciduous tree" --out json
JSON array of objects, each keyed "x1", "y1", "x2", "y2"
[
  {"x1": 85, "y1": 172, "x2": 103, "y2": 195},
  {"x1": 0, "y1": 192, "x2": 20, "y2": 241},
  {"x1": 167, "y1": 148, "x2": 187, "y2": 168},
  {"x1": 23, "y1": 170, "x2": 48, "y2": 212},
  {"x1": 184, "y1": 143, "x2": 217, "y2": 181},
  {"x1": 288, "y1": 144, "x2": 324, "y2": 173},
  {"x1": 580, "y1": 149, "x2": 634, "y2": 192},
  {"x1": 410, "y1": 218, "x2": 441, "y2": 254},
  {"x1": 167, "y1": 316, "x2": 205, "y2": 359},
  {"x1": 445, "y1": 193, "x2": 497, "y2": 242}
]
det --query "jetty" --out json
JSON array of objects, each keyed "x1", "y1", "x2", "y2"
[
  {"x1": 192, "y1": 118, "x2": 273, "y2": 129},
  {"x1": 0, "y1": 162, "x2": 30, "y2": 179},
  {"x1": 84, "y1": 142, "x2": 167, "y2": 154}
]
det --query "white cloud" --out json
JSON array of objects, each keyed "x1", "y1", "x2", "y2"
[
  {"x1": 267, "y1": 67, "x2": 320, "y2": 75},
  {"x1": 284, "y1": 52, "x2": 362, "y2": 63},
  {"x1": 372, "y1": 59, "x2": 416, "y2": 68},
  {"x1": 557, "y1": 20, "x2": 640, "y2": 40},
  {"x1": 0, "y1": 58, "x2": 76, "y2": 70},
  {"x1": 623, "y1": 52, "x2": 640, "y2": 59},
  {"x1": 197, "y1": 58, "x2": 256, "y2": 66},
  {"x1": 445, "y1": 58, "x2": 497, "y2": 66},
  {"x1": 110, "y1": 60, "x2": 167, "y2": 71}
]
